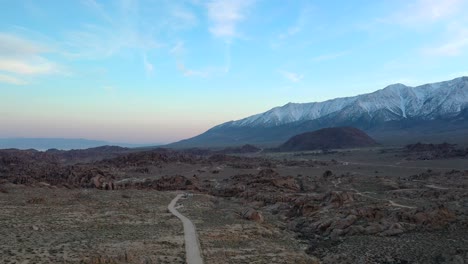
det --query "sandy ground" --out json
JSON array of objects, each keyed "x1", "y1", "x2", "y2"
[
  {"x1": 0, "y1": 186, "x2": 316, "y2": 264},
  {"x1": 0, "y1": 186, "x2": 185, "y2": 263}
]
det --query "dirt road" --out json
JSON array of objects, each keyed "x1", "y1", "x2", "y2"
[{"x1": 168, "y1": 194, "x2": 204, "y2": 264}]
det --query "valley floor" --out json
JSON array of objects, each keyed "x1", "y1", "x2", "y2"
[{"x1": 0, "y1": 147, "x2": 467, "y2": 263}]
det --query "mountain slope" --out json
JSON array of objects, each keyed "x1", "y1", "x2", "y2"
[{"x1": 170, "y1": 77, "x2": 468, "y2": 148}]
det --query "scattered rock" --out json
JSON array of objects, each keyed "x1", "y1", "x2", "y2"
[{"x1": 240, "y1": 208, "x2": 264, "y2": 223}]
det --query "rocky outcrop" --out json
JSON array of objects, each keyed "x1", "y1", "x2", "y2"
[
  {"x1": 210, "y1": 169, "x2": 300, "y2": 202},
  {"x1": 0, "y1": 149, "x2": 117, "y2": 189},
  {"x1": 91, "y1": 174, "x2": 115, "y2": 190},
  {"x1": 404, "y1": 142, "x2": 468, "y2": 159},
  {"x1": 99, "y1": 149, "x2": 201, "y2": 167},
  {"x1": 116, "y1": 175, "x2": 199, "y2": 191}
]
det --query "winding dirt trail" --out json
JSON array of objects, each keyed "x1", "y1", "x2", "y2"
[
  {"x1": 168, "y1": 194, "x2": 204, "y2": 264},
  {"x1": 342, "y1": 160, "x2": 456, "y2": 171}
]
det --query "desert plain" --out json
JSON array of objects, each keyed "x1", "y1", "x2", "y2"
[{"x1": 0, "y1": 144, "x2": 467, "y2": 263}]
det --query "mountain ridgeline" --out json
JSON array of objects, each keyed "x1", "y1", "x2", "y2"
[{"x1": 170, "y1": 77, "x2": 468, "y2": 147}]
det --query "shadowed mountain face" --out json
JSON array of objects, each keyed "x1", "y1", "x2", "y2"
[
  {"x1": 278, "y1": 127, "x2": 378, "y2": 151},
  {"x1": 170, "y1": 77, "x2": 468, "y2": 148}
]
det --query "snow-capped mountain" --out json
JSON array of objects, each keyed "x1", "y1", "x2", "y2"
[
  {"x1": 170, "y1": 77, "x2": 468, "y2": 147},
  {"x1": 220, "y1": 76, "x2": 468, "y2": 128}
]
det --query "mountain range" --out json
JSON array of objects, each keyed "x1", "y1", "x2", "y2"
[
  {"x1": 0, "y1": 138, "x2": 160, "y2": 151},
  {"x1": 171, "y1": 76, "x2": 468, "y2": 148}
]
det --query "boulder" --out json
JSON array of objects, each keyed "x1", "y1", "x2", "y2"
[
  {"x1": 325, "y1": 191, "x2": 355, "y2": 206},
  {"x1": 331, "y1": 214, "x2": 358, "y2": 230},
  {"x1": 240, "y1": 208, "x2": 264, "y2": 223},
  {"x1": 364, "y1": 223, "x2": 383, "y2": 234},
  {"x1": 380, "y1": 223, "x2": 404, "y2": 236}
]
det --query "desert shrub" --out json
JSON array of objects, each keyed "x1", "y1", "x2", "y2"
[
  {"x1": 26, "y1": 197, "x2": 45, "y2": 204},
  {"x1": 73, "y1": 189, "x2": 93, "y2": 201},
  {"x1": 0, "y1": 187, "x2": 8, "y2": 194}
]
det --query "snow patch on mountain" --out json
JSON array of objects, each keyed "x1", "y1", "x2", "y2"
[{"x1": 221, "y1": 77, "x2": 468, "y2": 128}]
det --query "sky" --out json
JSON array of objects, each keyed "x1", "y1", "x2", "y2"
[{"x1": 1, "y1": 0, "x2": 468, "y2": 144}]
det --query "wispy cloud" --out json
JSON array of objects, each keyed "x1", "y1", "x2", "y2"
[
  {"x1": 379, "y1": 0, "x2": 468, "y2": 58},
  {"x1": 171, "y1": 0, "x2": 254, "y2": 77},
  {"x1": 278, "y1": 6, "x2": 312, "y2": 40},
  {"x1": 0, "y1": 74, "x2": 27, "y2": 85},
  {"x1": 143, "y1": 54, "x2": 154, "y2": 75},
  {"x1": 384, "y1": 0, "x2": 465, "y2": 26},
  {"x1": 71, "y1": 0, "x2": 161, "y2": 78},
  {"x1": 170, "y1": 41, "x2": 206, "y2": 77},
  {"x1": 206, "y1": 0, "x2": 254, "y2": 39},
  {"x1": 0, "y1": 33, "x2": 49, "y2": 55},
  {"x1": 170, "y1": 40, "x2": 229, "y2": 78},
  {"x1": 279, "y1": 25, "x2": 301, "y2": 40},
  {"x1": 270, "y1": 5, "x2": 313, "y2": 50},
  {"x1": 0, "y1": 58, "x2": 58, "y2": 75},
  {"x1": 81, "y1": 0, "x2": 113, "y2": 23},
  {"x1": 170, "y1": 6, "x2": 198, "y2": 29},
  {"x1": 63, "y1": 25, "x2": 122, "y2": 59},
  {"x1": 0, "y1": 33, "x2": 60, "y2": 84},
  {"x1": 423, "y1": 28, "x2": 468, "y2": 56},
  {"x1": 169, "y1": 41, "x2": 185, "y2": 56},
  {"x1": 279, "y1": 70, "x2": 303, "y2": 83},
  {"x1": 63, "y1": 23, "x2": 159, "y2": 59},
  {"x1": 177, "y1": 62, "x2": 209, "y2": 77}
]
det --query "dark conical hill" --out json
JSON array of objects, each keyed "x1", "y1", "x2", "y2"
[{"x1": 278, "y1": 127, "x2": 378, "y2": 151}]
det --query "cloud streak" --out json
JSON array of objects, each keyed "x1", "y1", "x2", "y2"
[
  {"x1": 81, "y1": 0, "x2": 113, "y2": 23},
  {"x1": 279, "y1": 70, "x2": 303, "y2": 83},
  {"x1": 0, "y1": 33, "x2": 49, "y2": 55},
  {"x1": 384, "y1": 0, "x2": 465, "y2": 26},
  {"x1": 169, "y1": 41, "x2": 185, "y2": 56},
  {"x1": 0, "y1": 74, "x2": 27, "y2": 85},
  {"x1": 0, "y1": 33, "x2": 60, "y2": 84},
  {"x1": 206, "y1": 0, "x2": 254, "y2": 39},
  {"x1": 143, "y1": 54, "x2": 154, "y2": 75},
  {"x1": 278, "y1": 6, "x2": 312, "y2": 40},
  {"x1": 0, "y1": 58, "x2": 57, "y2": 75},
  {"x1": 170, "y1": 6, "x2": 198, "y2": 29},
  {"x1": 70, "y1": 0, "x2": 161, "y2": 78},
  {"x1": 63, "y1": 23, "x2": 159, "y2": 60},
  {"x1": 423, "y1": 28, "x2": 468, "y2": 56},
  {"x1": 177, "y1": 62, "x2": 209, "y2": 77}
]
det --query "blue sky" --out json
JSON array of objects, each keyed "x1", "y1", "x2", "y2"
[{"x1": 1, "y1": 0, "x2": 468, "y2": 143}]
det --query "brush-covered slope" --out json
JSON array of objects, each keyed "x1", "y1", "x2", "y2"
[{"x1": 278, "y1": 127, "x2": 378, "y2": 151}]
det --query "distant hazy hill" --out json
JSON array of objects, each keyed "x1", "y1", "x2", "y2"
[
  {"x1": 170, "y1": 76, "x2": 468, "y2": 148},
  {"x1": 0, "y1": 138, "x2": 158, "y2": 150},
  {"x1": 278, "y1": 127, "x2": 378, "y2": 151}
]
